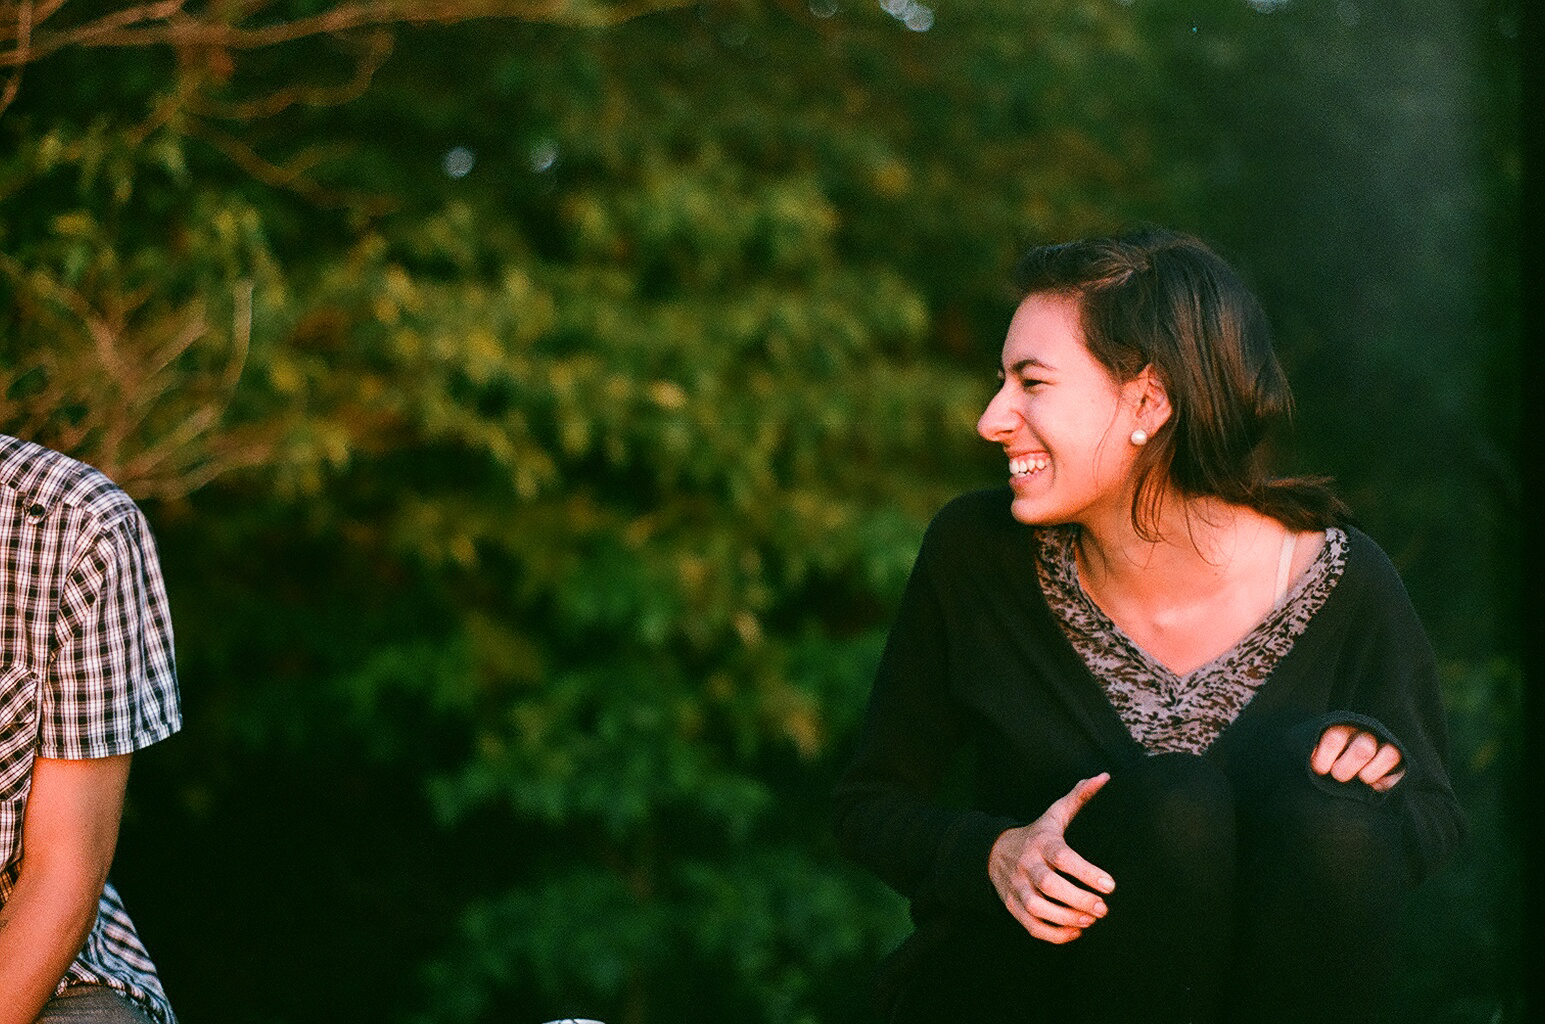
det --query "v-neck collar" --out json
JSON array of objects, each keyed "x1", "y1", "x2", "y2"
[
  {"x1": 1041, "y1": 525, "x2": 1342, "y2": 681},
  {"x1": 1031, "y1": 523, "x2": 1349, "y2": 754}
]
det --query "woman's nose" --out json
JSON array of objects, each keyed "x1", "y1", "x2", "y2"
[{"x1": 977, "y1": 387, "x2": 1015, "y2": 442}]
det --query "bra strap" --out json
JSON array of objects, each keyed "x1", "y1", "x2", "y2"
[{"x1": 1272, "y1": 529, "x2": 1298, "y2": 609}]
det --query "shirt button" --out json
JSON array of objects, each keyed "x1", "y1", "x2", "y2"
[{"x1": 25, "y1": 503, "x2": 45, "y2": 521}]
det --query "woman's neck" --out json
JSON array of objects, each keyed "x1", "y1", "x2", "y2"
[
  {"x1": 1072, "y1": 493, "x2": 1276, "y2": 611},
  {"x1": 1070, "y1": 492, "x2": 1304, "y2": 676}
]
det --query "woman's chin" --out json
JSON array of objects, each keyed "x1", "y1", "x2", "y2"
[{"x1": 1009, "y1": 493, "x2": 1058, "y2": 526}]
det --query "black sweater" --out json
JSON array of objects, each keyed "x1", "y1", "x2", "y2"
[{"x1": 832, "y1": 487, "x2": 1466, "y2": 927}]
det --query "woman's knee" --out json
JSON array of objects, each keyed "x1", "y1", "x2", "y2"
[
  {"x1": 1060, "y1": 752, "x2": 1238, "y2": 918},
  {"x1": 1070, "y1": 753, "x2": 1236, "y2": 867},
  {"x1": 1250, "y1": 777, "x2": 1410, "y2": 895}
]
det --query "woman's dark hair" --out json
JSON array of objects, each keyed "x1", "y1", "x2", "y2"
[{"x1": 1015, "y1": 227, "x2": 1349, "y2": 537}]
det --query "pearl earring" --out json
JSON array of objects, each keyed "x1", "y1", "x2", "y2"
[{"x1": 1130, "y1": 429, "x2": 1148, "y2": 446}]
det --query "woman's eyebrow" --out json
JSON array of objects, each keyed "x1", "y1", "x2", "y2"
[{"x1": 1007, "y1": 357, "x2": 1054, "y2": 374}]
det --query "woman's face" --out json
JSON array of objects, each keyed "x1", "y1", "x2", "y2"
[{"x1": 977, "y1": 293, "x2": 1149, "y2": 528}]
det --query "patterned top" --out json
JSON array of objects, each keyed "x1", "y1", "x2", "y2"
[
  {"x1": 0, "y1": 435, "x2": 181, "y2": 1023},
  {"x1": 1035, "y1": 523, "x2": 1348, "y2": 754}
]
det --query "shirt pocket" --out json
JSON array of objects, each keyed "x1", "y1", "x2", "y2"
[{"x1": 0, "y1": 662, "x2": 39, "y2": 803}]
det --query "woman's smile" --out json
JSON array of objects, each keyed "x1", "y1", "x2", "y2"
[{"x1": 1008, "y1": 453, "x2": 1049, "y2": 478}]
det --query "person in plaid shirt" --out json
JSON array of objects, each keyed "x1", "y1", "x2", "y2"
[{"x1": 0, "y1": 435, "x2": 181, "y2": 1024}]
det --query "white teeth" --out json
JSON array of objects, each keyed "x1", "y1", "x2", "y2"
[{"x1": 1009, "y1": 456, "x2": 1048, "y2": 476}]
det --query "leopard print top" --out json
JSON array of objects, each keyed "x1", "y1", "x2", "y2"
[{"x1": 1034, "y1": 524, "x2": 1349, "y2": 754}]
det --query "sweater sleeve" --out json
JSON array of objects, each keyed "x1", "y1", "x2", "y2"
[
  {"x1": 1321, "y1": 536, "x2": 1467, "y2": 883},
  {"x1": 831, "y1": 510, "x2": 1020, "y2": 919},
  {"x1": 1356, "y1": 639, "x2": 1466, "y2": 884}
]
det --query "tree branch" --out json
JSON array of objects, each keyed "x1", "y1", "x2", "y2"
[
  {"x1": 186, "y1": 118, "x2": 392, "y2": 211},
  {"x1": 187, "y1": 27, "x2": 392, "y2": 121},
  {"x1": 0, "y1": 0, "x2": 695, "y2": 68},
  {"x1": 0, "y1": 0, "x2": 31, "y2": 117}
]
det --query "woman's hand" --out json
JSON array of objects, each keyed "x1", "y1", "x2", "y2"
[
  {"x1": 988, "y1": 773, "x2": 1115, "y2": 944},
  {"x1": 1310, "y1": 724, "x2": 1405, "y2": 792}
]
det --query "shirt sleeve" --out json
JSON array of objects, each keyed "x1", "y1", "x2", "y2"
[
  {"x1": 1316, "y1": 535, "x2": 1467, "y2": 883},
  {"x1": 38, "y1": 506, "x2": 181, "y2": 760},
  {"x1": 1352, "y1": 631, "x2": 1466, "y2": 884},
  {"x1": 831, "y1": 510, "x2": 1021, "y2": 919}
]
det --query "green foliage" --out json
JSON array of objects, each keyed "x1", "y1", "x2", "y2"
[{"x1": 0, "y1": 1, "x2": 1519, "y2": 1023}]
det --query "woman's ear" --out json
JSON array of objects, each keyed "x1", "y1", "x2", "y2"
[{"x1": 1129, "y1": 365, "x2": 1173, "y2": 432}]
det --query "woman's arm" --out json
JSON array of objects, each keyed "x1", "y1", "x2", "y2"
[
  {"x1": 832, "y1": 516, "x2": 1022, "y2": 919},
  {"x1": 0, "y1": 755, "x2": 131, "y2": 1024},
  {"x1": 1309, "y1": 534, "x2": 1467, "y2": 880}
]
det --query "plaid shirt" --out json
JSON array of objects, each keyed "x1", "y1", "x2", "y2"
[{"x1": 0, "y1": 434, "x2": 181, "y2": 1023}]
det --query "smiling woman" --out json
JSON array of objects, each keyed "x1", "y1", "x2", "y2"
[{"x1": 832, "y1": 228, "x2": 1464, "y2": 1024}]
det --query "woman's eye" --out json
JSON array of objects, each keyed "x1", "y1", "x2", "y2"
[{"x1": 992, "y1": 370, "x2": 1041, "y2": 393}]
